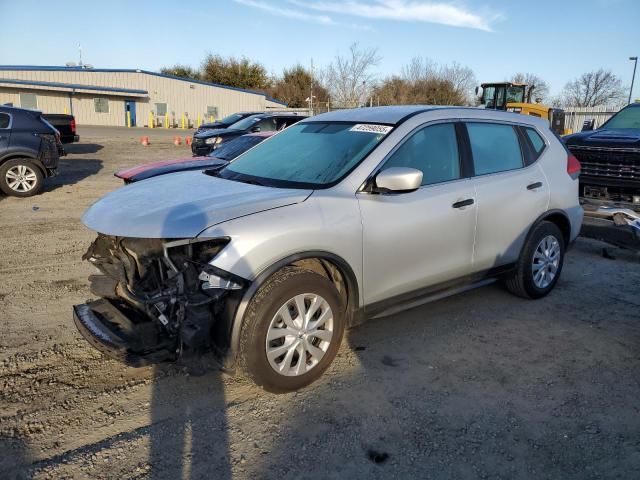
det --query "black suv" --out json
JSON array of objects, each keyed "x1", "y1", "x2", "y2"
[
  {"x1": 0, "y1": 106, "x2": 63, "y2": 197},
  {"x1": 194, "y1": 111, "x2": 262, "y2": 135},
  {"x1": 191, "y1": 112, "x2": 306, "y2": 156}
]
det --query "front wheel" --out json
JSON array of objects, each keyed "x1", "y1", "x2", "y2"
[
  {"x1": 505, "y1": 221, "x2": 565, "y2": 299},
  {"x1": 238, "y1": 266, "x2": 346, "y2": 393},
  {"x1": 0, "y1": 159, "x2": 44, "y2": 197}
]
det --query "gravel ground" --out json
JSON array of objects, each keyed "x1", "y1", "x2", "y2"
[{"x1": 1, "y1": 127, "x2": 639, "y2": 479}]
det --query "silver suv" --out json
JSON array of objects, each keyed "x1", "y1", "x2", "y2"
[{"x1": 74, "y1": 106, "x2": 583, "y2": 392}]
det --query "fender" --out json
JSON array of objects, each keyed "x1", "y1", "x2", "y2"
[
  {"x1": 224, "y1": 250, "x2": 359, "y2": 369},
  {"x1": 0, "y1": 146, "x2": 39, "y2": 163},
  {"x1": 521, "y1": 209, "x2": 572, "y2": 253}
]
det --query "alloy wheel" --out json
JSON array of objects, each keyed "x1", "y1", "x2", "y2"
[
  {"x1": 6, "y1": 165, "x2": 38, "y2": 193},
  {"x1": 265, "y1": 293, "x2": 334, "y2": 377},
  {"x1": 532, "y1": 235, "x2": 561, "y2": 289}
]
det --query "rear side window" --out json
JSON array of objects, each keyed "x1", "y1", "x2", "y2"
[
  {"x1": 525, "y1": 128, "x2": 545, "y2": 155},
  {"x1": 0, "y1": 113, "x2": 10, "y2": 129},
  {"x1": 467, "y1": 123, "x2": 523, "y2": 175},
  {"x1": 382, "y1": 123, "x2": 460, "y2": 186}
]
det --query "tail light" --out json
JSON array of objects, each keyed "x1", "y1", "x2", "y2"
[
  {"x1": 567, "y1": 154, "x2": 581, "y2": 179},
  {"x1": 70, "y1": 118, "x2": 76, "y2": 133}
]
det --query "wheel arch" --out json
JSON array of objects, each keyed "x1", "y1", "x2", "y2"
[
  {"x1": 225, "y1": 250, "x2": 360, "y2": 369},
  {"x1": 0, "y1": 152, "x2": 45, "y2": 176},
  {"x1": 525, "y1": 209, "x2": 572, "y2": 250}
]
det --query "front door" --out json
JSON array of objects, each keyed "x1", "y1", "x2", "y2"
[
  {"x1": 358, "y1": 122, "x2": 477, "y2": 306},
  {"x1": 124, "y1": 101, "x2": 136, "y2": 127}
]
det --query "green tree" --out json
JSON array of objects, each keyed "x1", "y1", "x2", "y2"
[
  {"x1": 159, "y1": 64, "x2": 200, "y2": 80},
  {"x1": 200, "y1": 54, "x2": 270, "y2": 90}
]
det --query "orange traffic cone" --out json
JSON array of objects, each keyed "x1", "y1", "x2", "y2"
[
  {"x1": 174, "y1": 136, "x2": 182, "y2": 146},
  {"x1": 140, "y1": 136, "x2": 150, "y2": 146},
  {"x1": 185, "y1": 136, "x2": 192, "y2": 146}
]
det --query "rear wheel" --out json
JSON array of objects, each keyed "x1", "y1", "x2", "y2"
[
  {"x1": 0, "y1": 159, "x2": 43, "y2": 197},
  {"x1": 505, "y1": 221, "x2": 565, "y2": 299},
  {"x1": 239, "y1": 266, "x2": 345, "y2": 392}
]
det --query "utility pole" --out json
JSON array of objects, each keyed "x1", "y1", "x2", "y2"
[
  {"x1": 629, "y1": 56, "x2": 638, "y2": 104},
  {"x1": 78, "y1": 43, "x2": 83, "y2": 67},
  {"x1": 310, "y1": 58, "x2": 314, "y2": 115}
]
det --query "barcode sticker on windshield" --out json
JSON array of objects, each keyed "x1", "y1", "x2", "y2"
[{"x1": 350, "y1": 124, "x2": 392, "y2": 135}]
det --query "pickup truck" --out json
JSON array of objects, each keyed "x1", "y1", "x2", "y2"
[
  {"x1": 563, "y1": 102, "x2": 640, "y2": 248},
  {"x1": 43, "y1": 113, "x2": 79, "y2": 144}
]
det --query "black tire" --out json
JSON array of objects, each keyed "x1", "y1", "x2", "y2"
[
  {"x1": 505, "y1": 221, "x2": 565, "y2": 299},
  {"x1": 238, "y1": 266, "x2": 346, "y2": 393},
  {"x1": 0, "y1": 158, "x2": 44, "y2": 197}
]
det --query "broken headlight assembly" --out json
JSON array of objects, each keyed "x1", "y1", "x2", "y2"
[{"x1": 74, "y1": 234, "x2": 245, "y2": 366}]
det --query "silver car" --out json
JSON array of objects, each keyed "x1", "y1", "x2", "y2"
[{"x1": 74, "y1": 106, "x2": 583, "y2": 392}]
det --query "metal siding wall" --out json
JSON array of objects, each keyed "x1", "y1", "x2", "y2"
[{"x1": 0, "y1": 69, "x2": 272, "y2": 126}]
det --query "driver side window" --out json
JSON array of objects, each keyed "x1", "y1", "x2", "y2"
[{"x1": 382, "y1": 123, "x2": 461, "y2": 186}]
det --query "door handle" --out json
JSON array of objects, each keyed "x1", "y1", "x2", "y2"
[
  {"x1": 527, "y1": 182, "x2": 543, "y2": 190},
  {"x1": 452, "y1": 198, "x2": 474, "y2": 209}
]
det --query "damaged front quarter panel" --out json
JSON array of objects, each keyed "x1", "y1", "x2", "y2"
[{"x1": 73, "y1": 234, "x2": 248, "y2": 367}]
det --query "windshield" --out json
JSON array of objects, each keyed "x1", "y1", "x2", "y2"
[
  {"x1": 218, "y1": 122, "x2": 388, "y2": 188},
  {"x1": 206, "y1": 135, "x2": 264, "y2": 160},
  {"x1": 506, "y1": 86, "x2": 525, "y2": 103},
  {"x1": 220, "y1": 113, "x2": 244, "y2": 125},
  {"x1": 602, "y1": 107, "x2": 640, "y2": 129},
  {"x1": 227, "y1": 115, "x2": 262, "y2": 131}
]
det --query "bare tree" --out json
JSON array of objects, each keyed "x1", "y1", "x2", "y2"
[
  {"x1": 510, "y1": 72, "x2": 550, "y2": 103},
  {"x1": 561, "y1": 69, "x2": 626, "y2": 107},
  {"x1": 401, "y1": 57, "x2": 437, "y2": 84},
  {"x1": 441, "y1": 62, "x2": 477, "y2": 104},
  {"x1": 324, "y1": 43, "x2": 381, "y2": 107}
]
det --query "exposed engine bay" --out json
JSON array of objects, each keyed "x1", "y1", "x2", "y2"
[{"x1": 73, "y1": 234, "x2": 245, "y2": 366}]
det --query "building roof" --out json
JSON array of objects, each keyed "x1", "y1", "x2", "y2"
[
  {"x1": 0, "y1": 78, "x2": 148, "y2": 97},
  {"x1": 0, "y1": 65, "x2": 287, "y2": 106}
]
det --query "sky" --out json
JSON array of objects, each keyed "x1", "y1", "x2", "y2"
[{"x1": 1, "y1": 0, "x2": 639, "y2": 99}]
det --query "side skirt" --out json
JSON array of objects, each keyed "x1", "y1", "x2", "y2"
[{"x1": 356, "y1": 264, "x2": 516, "y2": 321}]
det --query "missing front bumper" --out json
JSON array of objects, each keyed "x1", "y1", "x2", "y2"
[{"x1": 73, "y1": 299, "x2": 178, "y2": 367}]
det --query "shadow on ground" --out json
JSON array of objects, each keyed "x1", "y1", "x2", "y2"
[
  {"x1": 64, "y1": 143, "x2": 104, "y2": 155},
  {"x1": 44, "y1": 158, "x2": 103, "y2": 192},
  {"x1": 0, "y1": 435, "x2": 32, "y2": 480},
  {"x1": 148, "y1": 358, "x2": 232, "y2": 480}
]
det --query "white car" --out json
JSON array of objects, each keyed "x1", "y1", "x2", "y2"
[{"x1": 74, "y1": 106, "x2": 583, "y2": 392}]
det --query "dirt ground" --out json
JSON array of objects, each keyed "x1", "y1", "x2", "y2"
[{"x1": 1, "y1": 127, "x2": 639, "y2": 479}]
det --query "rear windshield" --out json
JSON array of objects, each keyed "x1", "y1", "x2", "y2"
[
  {"x1": 602, "y1": 107, "x2": 640, "y2": 129},
  {"x1": 218, "y1": 122, "x2": 388, "y2": 188}
]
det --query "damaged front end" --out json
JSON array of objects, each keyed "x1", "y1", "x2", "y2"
[{"x1": 73, "y1": 234, "x2": 246, "y2": 367}]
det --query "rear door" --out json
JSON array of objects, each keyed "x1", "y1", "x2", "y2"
[
  {"x1": 465, "y1": 121, "x2": 549, "y2": 271},
  {"x1": 358, "y1": 122, "x2": 477, "y2": 305}
]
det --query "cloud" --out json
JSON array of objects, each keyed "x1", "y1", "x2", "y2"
[
  {"x1": 290, "y1": 0, "x2": 500, "y2": 32},
  {"x1": 232, "y1": 0, "x2": 335, "y2": 25}
]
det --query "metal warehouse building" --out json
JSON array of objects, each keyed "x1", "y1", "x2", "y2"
[{"x1": 0, "y1": 66, "x2": 286, "y2": 127}]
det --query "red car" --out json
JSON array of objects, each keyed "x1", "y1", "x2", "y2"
[{"x1": 115, "y1": 132, "x2": 275, "y2": 183}]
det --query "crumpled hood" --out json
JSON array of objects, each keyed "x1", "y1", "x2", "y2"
[{"x1": 82, "y1": 171, "x2": 312, "y2": 238}]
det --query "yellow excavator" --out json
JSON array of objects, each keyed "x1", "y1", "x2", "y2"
[{"x1": 477, "y1": 82, "x2": 570, "y2": 134}]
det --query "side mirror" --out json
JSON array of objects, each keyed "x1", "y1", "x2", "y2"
[
  {"x1": 581, "y1": 119, "x2": 595, "y2": 132},
  {"x1": 374, "y1": 167, "x2": 423, "y2": 193}
]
